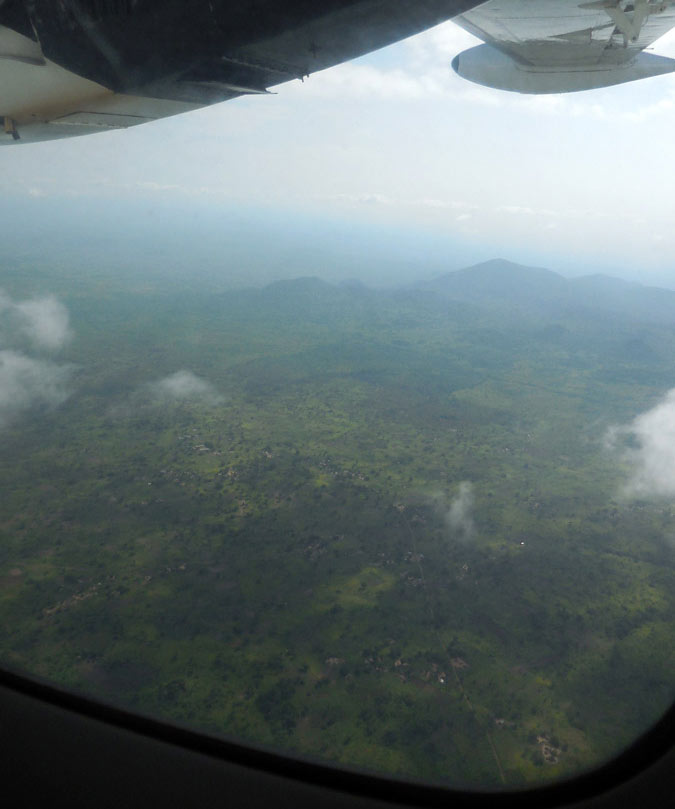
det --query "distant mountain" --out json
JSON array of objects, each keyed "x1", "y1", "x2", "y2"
[
  {"x1": 216, "y1": 260, "x2": 675, "y2": 332},
  {"x1": 421, "y1": 258, "x2": 565, "y2": 294},
  {"x1": 419, "y1": 259, "x2": 675, "y2": 324},
  {"x1": 418, "y1": 259, "x2": 568, "y2": 313}
]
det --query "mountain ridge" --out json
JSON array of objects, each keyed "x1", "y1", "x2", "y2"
[
  {"x1": 416, "y1": 258, "x2": 675, "y2": 323},
  {"x1": 221, "y1": 259, "x2": 675, "y2": 326}
]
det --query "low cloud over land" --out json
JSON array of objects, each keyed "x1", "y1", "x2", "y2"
[
  {"x1": 606, "y1": 389, "x2": 675, "y2": 498},
  {"x1": 432, "y1": 481, "x2": 476, "y2": 541},
  {"x1": 109, "y1": 370, "x2": 224, "y2": 419},
  {"x1": 0, "y1": 290, "x2": 71, "y2": 351},
  {"x1": 0, "y1": 291, "x2": 73, "y2": 428},
  {"x1": 0, "y1": 350, "x2": 72, "y2": 429},
  {"x1": 148, "y1": 370, "x2": 224, "y2": 404}
]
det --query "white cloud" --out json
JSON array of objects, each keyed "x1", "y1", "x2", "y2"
[
  {"x1": 0, "y1": 290, "x2": 71, "y2": 351},
  {"x1": 330, "y1": 192, "x2": 395, "y2": 206},
  {"x1": 445, "y1": 481, "x2": 475, "y2": 539},
  {"x1": 148, "y1": 370, "x2": 224, "y2": 405},
  {"x1": 412, "y1": 198, "x2": 478, "y2": 210},
  {"x1": 323, "y1": 193, "x2": 480, "y2": 213},
  {"x1": 606, "y1": 389, "x2": 675, "y2": 498},
  {"x1": 623, "y1": 93, "x2": 675, "y2": 123},
  {"x1": 0, "y1": 350, "x2": 72, "y2": 429},
  {"x1": 286, "y1": 17, "x2": 675, "y2": 124},
  {"x1": 0, "y1": 292, "x2": 73, "y2": 429},
  {"x1": 432, "y1": 482, "x2": 476, "y2": 540},
  {"x1": 282, "y1": 21, "x2": 497, "y2": 105},
  {"x1": 136, "y1": 181, "x2": 181, "y2": 192},
  {"x1": 13, "y1": 296, "x2": 72, "y2": 351},
  {"x1": 296, "y1": 62, "x2": 446, "y2": 101},
  {"x1": 497, "y1": 205, "x2": 535, "y2": 216},
  {"x1": 109, "y1": 370, "x2": 226, "y2": 418},
  {"x1": 405, "y1": 19, "x2": 481, "y2": 66}
]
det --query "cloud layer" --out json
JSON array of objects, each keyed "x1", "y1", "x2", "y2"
[{"x1": 607, "y1": 389, "x2": 675, "y2": 498}]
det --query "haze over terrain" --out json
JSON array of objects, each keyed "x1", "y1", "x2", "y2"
[
  {"x1": 1, "y1": 254, "x2": 673, "y2": 789},
  {"x1": 3, "y1": 194, "x2": 675, "y2": 294}
]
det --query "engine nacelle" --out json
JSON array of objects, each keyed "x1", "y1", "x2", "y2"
[{"x1": 451, "y1": 44, "x2": 675, "y2": 94}]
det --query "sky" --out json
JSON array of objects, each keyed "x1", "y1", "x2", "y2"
[{"x1": 3, "y1": 18, "x2": 675, "y2": 287}]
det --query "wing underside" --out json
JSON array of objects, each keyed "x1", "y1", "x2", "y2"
[{"x1": 1, "y1": 0, "x2": 481, "y2": 144}]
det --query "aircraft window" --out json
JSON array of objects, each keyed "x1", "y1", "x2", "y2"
[{"x1": 0, "y1": 15, "x2": 673, "y2": 791}]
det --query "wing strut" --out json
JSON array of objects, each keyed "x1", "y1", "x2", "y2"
[{"x1": 603, "y1": 0, "x2": 664, "y2": 46}]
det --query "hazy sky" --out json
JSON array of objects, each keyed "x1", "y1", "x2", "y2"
[{"x1": 4, "y1": 19, "x2": 675, "y2": 287}]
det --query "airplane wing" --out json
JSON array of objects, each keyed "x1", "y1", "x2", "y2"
[
  {"x1": 0, "y1": 0, "x2": 481, "y2": 144},
  {"x1": 451, "y1": 0, "x2": 675, "y2": 93}
]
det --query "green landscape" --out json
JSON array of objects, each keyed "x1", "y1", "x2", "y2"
[{"x1": 0, "y1": 257, "x2": 673, "y2": 788}]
